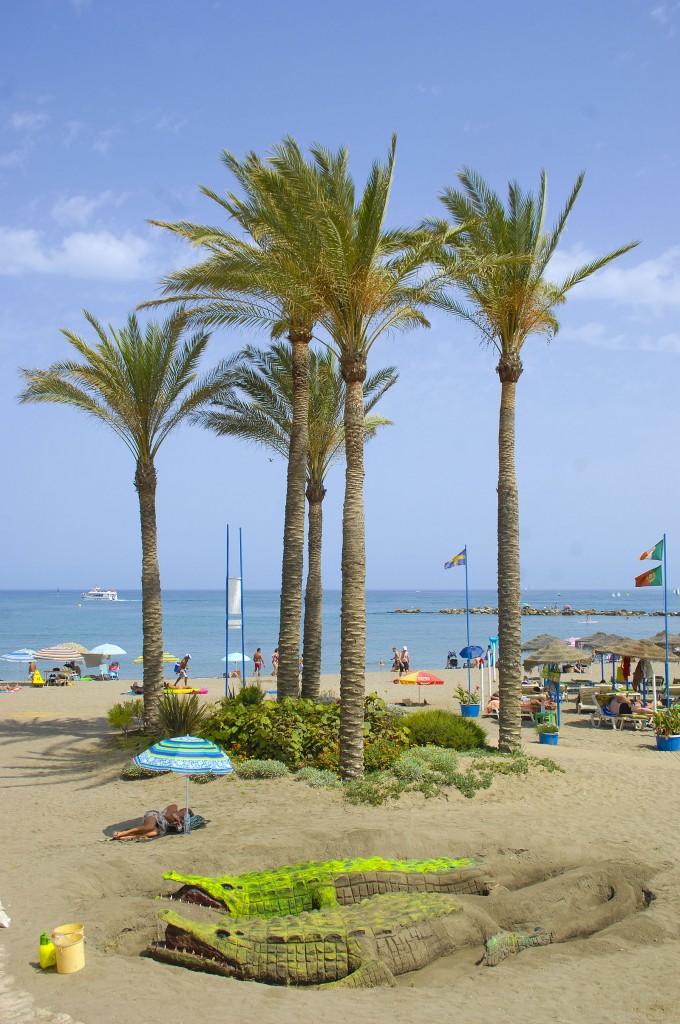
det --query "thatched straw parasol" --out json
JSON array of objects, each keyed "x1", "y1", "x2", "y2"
[
  {"x1": 521, "y1": 633, "x2": 560, "y2": 651},
  {"x1": 523, "y1": 640, "x2": 593, "y2": 667},
  {"x1": 580, "y1": 631, "x2": 617, "y2": 648},
  {"x1": 648, "y1": 631, "x2": 680, "y2": 648}
]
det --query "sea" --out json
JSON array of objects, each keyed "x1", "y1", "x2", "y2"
[{"x1": 0, "y1": 587, "x2": 677, "y2": 683}]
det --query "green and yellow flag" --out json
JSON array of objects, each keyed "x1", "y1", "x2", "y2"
[
  {"x1": 640, "y1": 539, "x2": 664, "y2": 561},
  {"x1": 635, "y1": 566, "x2": 662, "y2": 588}
]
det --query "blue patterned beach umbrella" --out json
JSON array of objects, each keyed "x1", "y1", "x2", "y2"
[{"x1": 133, "y1": 735, "x2": 233, "y2": 834}]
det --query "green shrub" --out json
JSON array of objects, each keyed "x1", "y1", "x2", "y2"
[
  {"x1": 120, "y1": 760, "x2": 168, "y2": 781},
  {"x1": 536, "y1": 722, "x2": 559, "y2": 734},
  {"x1": 406, "y1": 709, "x2": 487, "y2": 751},
  {"x1": 234, "y1": 684, "x2": 266, "y2": 706},
  {"x1": 391, "y1": 754, "x2": 429, "y2": 781},
  {"x1": 235, "y1": 759, "x2": 290, "y2": 779},
  {"x1": 107, "y1": 699, "x2": 144, "y2": 736},
  {"x1": 201, "y1": 694, "x2": 409, "y2": 771},
  {"x1": 409, "y1": 746, "x2": 459, "y2": 774},
  {"x1": 156, "y1": 692, "x2": 211, "y2": 738},
  {"x1": 294, "y1": 767, "x2": 342, "y2": 789}
]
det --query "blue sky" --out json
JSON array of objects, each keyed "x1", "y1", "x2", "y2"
[{"x1": 1, "y1": 0, "x2": 679, "y2": 591}]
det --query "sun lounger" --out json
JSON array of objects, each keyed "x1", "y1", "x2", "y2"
[{"x1": 590, "y1": 694, "x2": 649, "y2": 731}]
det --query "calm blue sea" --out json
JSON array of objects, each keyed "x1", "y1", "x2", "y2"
[{"x1": 0, "y1": 588, "x2": 676, "y2": 682}]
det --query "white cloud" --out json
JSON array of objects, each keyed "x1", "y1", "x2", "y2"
[
  {"x1": 92, "y1": 128, "x2": 119, "y2": 154},
  {"x1": 0, "y1": 227, "x2": 160, "y2": 280},
  {"x1": 548, "y1": 246, "x2": 680, "y2": 308},
  {"x1": 9, "y1": 111, "x2": 48, "y2": 132},
  {"x1": 560, "y1": 321, "x2": 680, "y2": 353},
  {"x1": 51, "y1": 191, "x2": 121, "y2": 227}
]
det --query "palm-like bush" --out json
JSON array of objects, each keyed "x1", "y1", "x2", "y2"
[{"x1": 156, "y1": 692, "x2": 211, "y2": 737}]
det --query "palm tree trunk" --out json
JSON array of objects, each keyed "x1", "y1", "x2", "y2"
[
  {"x1": 301, "y1": 483, "x2": 325, "y2": 700},
  {"x1": 339, "y1": 355, "x2": 367, "y2": 779},
  {"x1": 277, "y1": 329, "x2": 311, "y2": 699},
  {"x1": 496, "y1": 354, "x2": 523, "y2": 752},
  {"x1": 135, "y1": 458, "x2": 164, "y2": 734}
]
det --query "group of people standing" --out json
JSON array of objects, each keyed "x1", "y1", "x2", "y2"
[{"x1": 391, "y1": 646, "x2": 411, "y2": 674}]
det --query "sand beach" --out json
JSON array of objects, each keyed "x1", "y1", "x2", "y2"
[{"x1": 2, "y1": 671, "x2": 680, "y2": 1024}]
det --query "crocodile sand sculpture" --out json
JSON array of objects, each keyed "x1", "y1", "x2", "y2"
[
  {"x1": 163, "y1": 855, "x2": 494, "y2": 916},
  {"x1": 149, "y1": 860, "x2": 649, "y2": 987}
]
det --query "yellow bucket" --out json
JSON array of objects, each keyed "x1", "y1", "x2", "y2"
[{"x1": 52, "y1": 923, "x2": 85, "y2": 974}]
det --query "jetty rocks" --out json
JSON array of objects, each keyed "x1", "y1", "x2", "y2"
[{"x1": 391, "y1": 607, "x2": 679, "y2": 617}]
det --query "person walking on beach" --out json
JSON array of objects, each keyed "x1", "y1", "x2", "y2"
[
  {"x1": 400, "y1": 646, "x2": 410, "y2": 674},
  {"x1": 253, "y1": 648, "x2": 264, "y2": 678},
  {"x1": 173, "y1": 654, "x2": 190, "y2": 687},
  {"x1": 271, "y1": 647, "x2": 279, "y2": 677},
  {"x1": 391, "y1": 647, "x2": 402, "y2": 672}
]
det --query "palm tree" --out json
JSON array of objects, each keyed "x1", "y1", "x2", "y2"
[
  {"x1": 145, "y1": 141, "x2": 328, "y2": 700},
  {"x1": 296, "y1": 138, "x2": 444, "y2": 777},
  {"x1": 198, "y1": 342, "x2": 397, "y2": 699},
  {"x1": 18, "y1": 310, "x2": 233, "y2": 733},
  {"x1": 433, "y1": 169, "x2": 639, "y2": 752}
]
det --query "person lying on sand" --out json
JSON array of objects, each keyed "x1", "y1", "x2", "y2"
[{"x1": 112, "y1": 803, "x2": 193, "y2": 841}]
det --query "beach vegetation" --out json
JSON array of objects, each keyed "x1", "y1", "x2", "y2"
[
  {"x1": 651, "y1": 706, "x2": 680, "y2": 737},
  {"x1": 199, "y1": 343, "x2": 396, "y2": 700},
  {"x1": 200, "y1": 693, "x2": 410, "y2": 771},
  {"x1": 454, "y1": 685, "x2": 482, "y2": 705},
  {"x1": 536, "y1": 722, "x2": 559, "y2": 734},
  {"x1": 19, "y1": 310, "x2": 234, "y2": 734},
  {"x1": 146, "y1": 140, "x2": 330, "y2": 700},
  {"x1": 106, "y1": 699, "x2": 144, "y2": 737},
  {"x1": 234, "y1": 759, "x2": 290, "y2": 779},
  {"x1": 294, "y1": 766, "x2": 342, "y2": 788},
  {"x1": 156, "y1": 691, "x2": 212, "y2": 737},
  {"x1": 405, "y1": 709, "x2": 488, "y2": 750},
  {"x1": 432, "y1": 169, "x2": 638, "y2": 753},
  {"x1": 234, "y1": 684, "x2": 267, "y2": 706}
]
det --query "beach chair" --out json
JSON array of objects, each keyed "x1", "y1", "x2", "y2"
[
  {"x1": 590, "y1": 694, "x2": 646, "y2": 731},
  {"x1": 576, "y1": 686, "x2": 598, "y2": 715}
]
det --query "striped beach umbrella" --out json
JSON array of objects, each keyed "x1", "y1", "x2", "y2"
[
  {"x1": 0, "y1": 649, "x2": 36, "y2": 662},
  {"x1": 133, "y1": 735, "x2": 233, "y2": 834},
  {"x1": 34, "y1": 644, "x2": 84, "y2": 662}
]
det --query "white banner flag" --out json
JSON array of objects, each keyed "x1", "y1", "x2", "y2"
[{"x1": 228, "y1": 577, "x2": 241, "y2": 615}]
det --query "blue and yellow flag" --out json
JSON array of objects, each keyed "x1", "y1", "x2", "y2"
[{"x1": 444, "y1": 548, "x2": 466, "y2": 570}]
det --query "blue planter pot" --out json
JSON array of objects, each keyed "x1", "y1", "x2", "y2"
[
  {"x1": 656, "y1": 734, "x2": 680, "y2": 752},
  {"x1": 461, "y1": 704, "x2": 480, "y2": 718},
  {"x1": 538, "y1": 733, "x2": 559, "y2": 746}
]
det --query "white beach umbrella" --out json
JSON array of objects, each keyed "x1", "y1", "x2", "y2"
[
  {"x1": 222, "y1": 653, "x2": 252, "y2": 662},
  {"x1": 90, "y1": 643, "x2": 127, "y2": 658}
]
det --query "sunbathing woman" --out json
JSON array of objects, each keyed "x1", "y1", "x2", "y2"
[{"x1": 112, "y1": 803, "x2": 192, "y2": 841}]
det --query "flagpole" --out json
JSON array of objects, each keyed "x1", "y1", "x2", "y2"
[
  {"x1": 465, "y1": 545, "x2": 471, "y2": 693},
  {"x1": 664, "y1": 532, "x2": 670, "y2": 709},
  {"x1": 225, "y1": 525, "x2": 230, "y2": 698},
  {"x1": 239, "y1": 527, "x2": 246, "y2": 690}
]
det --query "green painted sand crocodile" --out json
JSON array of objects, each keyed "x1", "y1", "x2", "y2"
[
  {"x1": 164, "y1": 855, "x2": 494, "y2": 917},
  {"x1": 150, "y1": 890, "x2": 519, "y2": 987}
]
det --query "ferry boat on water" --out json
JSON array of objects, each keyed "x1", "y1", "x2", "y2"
[{"x1": 82, "y1": 586, "x2": 118, "y2": 602}]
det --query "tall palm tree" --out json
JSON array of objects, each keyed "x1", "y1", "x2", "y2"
[
  {"x1": 18, "y1": 310, "x2": 233, "y2": 733},
  {"x1": 198, "y1": 342, "x2": 397, "y2": 698},
  {"x1": 433, "y1": 169, "x2": 638, "y2": 752},
  {"x1": 295, "y1": 138, "x2": 444, "y2": 777},
  {"x1": 145, "y1": 141, "x2": 328, "y2": 699}
]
